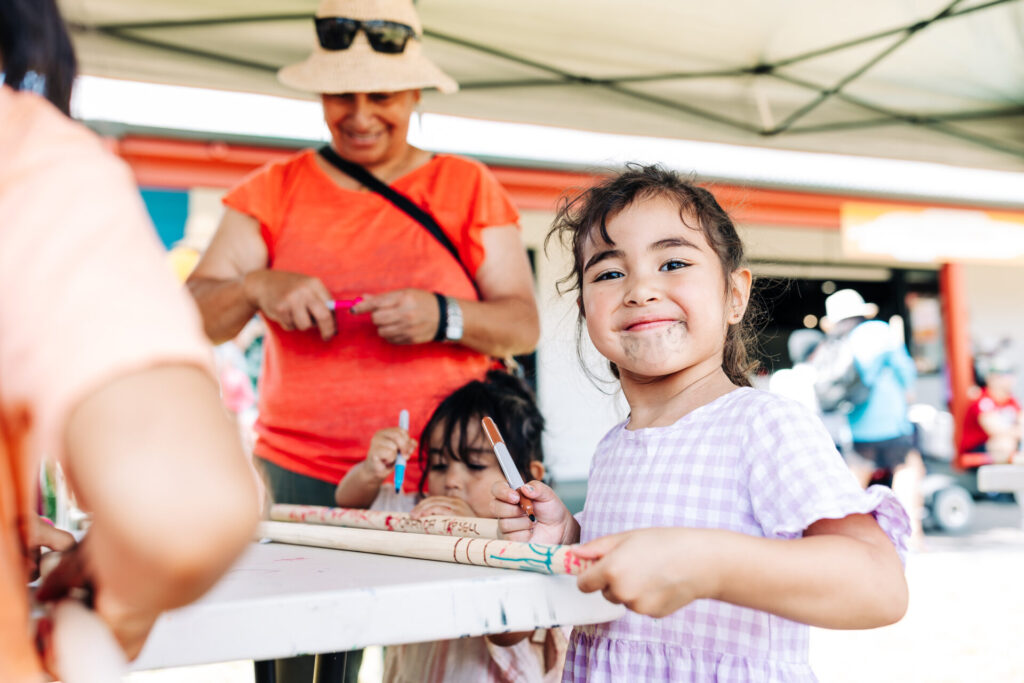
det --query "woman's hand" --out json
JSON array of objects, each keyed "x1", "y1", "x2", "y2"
[
  {"x1": 352, "y1": 289, "x2": 440, "y2": 345},
  {"x1": 243, "y1": 269, "x2": 336, "y2": 340},
  {"x1": 410, "y1": 496, "x2": 475, "y2": 519},
  {"x1": 365, "y1": 427, "x2": 416, "y2": 481},
  {"x1": 490, "y1": 480, "x2": 578, "y2": 545},
  {"x1": 574, "y1": 528, "x2": 722, "y2": 618}
]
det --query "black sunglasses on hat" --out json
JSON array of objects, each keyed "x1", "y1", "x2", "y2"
[{"x1": 315, "y1": 17, "x2": 418, "y2": 54}]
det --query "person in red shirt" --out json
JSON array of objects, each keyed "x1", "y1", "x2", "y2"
[{"x1": 961, "y1": 357, "x2": 1023, "y2": 464}]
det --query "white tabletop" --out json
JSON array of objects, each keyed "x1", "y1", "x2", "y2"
[{"x1": 132, "y1": 540, "x2": 624, "y2": 670}]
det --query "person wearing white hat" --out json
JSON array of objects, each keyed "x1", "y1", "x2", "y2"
[
  {"x1": 818, "y1": 289, "x2": 917, "y2": 484},
  {"x1": 187, "y1": 1, "x2": 539, "y2": 681}
]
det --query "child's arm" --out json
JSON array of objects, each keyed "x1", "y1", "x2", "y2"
[
  {"x1": 335, "y1": 427, "x2": 416, "y2": 508},
  {"x1": 490, "y1": 480, "x2": 580, "y2": 545},
  {"x1": 574, "y1": 512, "x2": 907, "y2": 629}
]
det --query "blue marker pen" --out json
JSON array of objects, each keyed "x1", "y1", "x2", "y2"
[{"x1": 394, "y1": 409, "x2": 410, "y2": 493}]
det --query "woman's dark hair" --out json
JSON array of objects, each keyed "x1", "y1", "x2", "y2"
[
  {"x1": 0, "y1": 0, "x2": 77, "y2": 115},
  {"x1": 545, "y1": 163, "x2": 758, "y2": 387},
  {"x1": 417, "y1": 370, "x2": 544, "y2": 494}
]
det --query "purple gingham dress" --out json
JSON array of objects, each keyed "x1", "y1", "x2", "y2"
[{"x1": 564, "y1": 388, "x2": 910, "y2": 682}]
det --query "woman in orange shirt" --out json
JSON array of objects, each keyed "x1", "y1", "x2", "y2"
[{"x1": 187, "y1": 1, "x2": 539, "y2": 680}]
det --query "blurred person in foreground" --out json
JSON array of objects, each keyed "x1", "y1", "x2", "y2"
[
  {"x1": 961, "y1": 355, "x2": 1024, "y2": 464},
  {"x1": 0, "y1": 1, "x2": 258, "y2": 680}
]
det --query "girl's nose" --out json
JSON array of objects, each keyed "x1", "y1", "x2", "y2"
[
  {"x1": 625, "y1": 274, "x2": 660, "y2": 306},
  {"x1": 444, "y1": 465, "x2": 464, "y2": 492}
]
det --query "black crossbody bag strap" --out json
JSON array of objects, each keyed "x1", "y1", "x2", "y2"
[{"x1": 318, "y1": 146, "x2": 480, "y2": 298}]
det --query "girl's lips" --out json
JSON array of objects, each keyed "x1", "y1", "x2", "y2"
[{"x1": 624, "y1": 319, "x2": 677, "y2": 332}]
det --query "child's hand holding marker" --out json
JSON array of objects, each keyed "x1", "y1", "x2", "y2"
[
  {"x1": 483, "y1": 416, "x2": 581, "y2": 546},
  {"x1": 490, "y1": 479, "x2": 579, "y2": 546},
  {"x1": 363, "y1": 426, "x2": 416, "y2": 482}
]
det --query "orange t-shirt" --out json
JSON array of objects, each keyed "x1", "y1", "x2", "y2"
[
  {"x1": 223, "y1": 150, "x2": 520, "y2": 486},
  {"x1": 0, "y1": 87, "x2": 213, "y2": 682}
]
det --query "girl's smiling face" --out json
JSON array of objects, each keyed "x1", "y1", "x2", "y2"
[{"x1": 580, "y1": 194, "x2": 751, "y2": 382}]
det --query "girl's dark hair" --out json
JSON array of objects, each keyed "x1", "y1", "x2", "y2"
[
  {"x1": 0, "y1": 0, "x2": 77, "y2": 115},
  {"x1": 545, "y1": 163, "x2": 758, "y2": 387},
  {"x1": 417, "y1": 370, "x2": 544, "y2": 494}
]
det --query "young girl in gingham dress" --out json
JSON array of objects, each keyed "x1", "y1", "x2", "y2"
[{"x1": 492, "y1": 165, "x2": 911, "y2": 682}]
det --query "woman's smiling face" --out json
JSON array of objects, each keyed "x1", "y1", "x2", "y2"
[
  {"x1": 321, "y1": 89, "x2": 420, "y2": 168},
  {"x1": 580, "y1": 193, "x2": 749, "y2": 382}
]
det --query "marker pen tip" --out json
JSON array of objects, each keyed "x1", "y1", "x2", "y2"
[{"x1": 528, "y1": 514, "x2": 537, "y2": 522}]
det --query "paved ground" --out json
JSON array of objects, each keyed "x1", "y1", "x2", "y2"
[{"x1": 128, "y1": 501, "x2": 1024, "y2": 683}]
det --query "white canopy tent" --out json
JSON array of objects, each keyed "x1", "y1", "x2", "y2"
[{"x1": 61, "y1": 0, "x2": 1024, "y2": 173}]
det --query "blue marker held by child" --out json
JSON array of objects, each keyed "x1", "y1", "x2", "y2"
[{"x1": 394, "y1": 409, "x2": 410, "y2": 493}]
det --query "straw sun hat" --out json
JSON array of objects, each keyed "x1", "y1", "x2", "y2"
[{"x1": 278, "y1": 0, "x2": 458, "y2": 95}]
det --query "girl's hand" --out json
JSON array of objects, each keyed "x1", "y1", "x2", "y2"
[
  {"x1": 490, "y1": 480, "x2": 578, "y2": 545},
  {"x1": 243, "y1": 270, "x2": 335, "y2": 340},
  {"x1": 409, "y1": 496, "x2": 475, "y2": 519},
  {"x1": 364, "y1": 427, "x2": 416, "y2": 481},
  {"x1": 574, "y1": 528, "x2": 721, "y2": 618},
  {"x1": 352, "y1": 289, "x2": 441, "y2": 345}
]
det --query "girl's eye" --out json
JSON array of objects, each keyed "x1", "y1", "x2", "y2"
[
  {"x1": 370, "y1": 93, "x2": 394, "y2": 103},
  {"x1": 593, "y1": 270, "x2": 623, "y2": 282},
  {"x1": 429, "y1": 462, "x2": 447, "y2": 472},
  {"x1": 660, "y1": 259, "x2": 688, "y2": 272}
]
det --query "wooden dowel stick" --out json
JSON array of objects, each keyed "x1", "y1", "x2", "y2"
[
  {"x1": 270, "y1": 504, "x2": 500, "y2": 539},
  {"x1": 259, "y1": 521, "x2": 591, "y2": 576}
]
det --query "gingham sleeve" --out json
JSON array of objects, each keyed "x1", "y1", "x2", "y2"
[{"x1": 744, "y1": 394, "x2": 911, "y2": 563}]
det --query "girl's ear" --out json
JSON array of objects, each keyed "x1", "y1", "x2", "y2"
[
  {"x1": 528, "y1": 461, "x2": 546, "y2": 482},
  {"x1": 727, "y1": 268, "x2": 752, "y2": 324}
]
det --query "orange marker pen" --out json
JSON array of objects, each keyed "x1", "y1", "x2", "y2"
[{"x1": 481, "y1": 417, "x2": 536, "y2": 522}]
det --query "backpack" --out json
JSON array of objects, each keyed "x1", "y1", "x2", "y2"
[{"x1": 809, "y1": 332, "x2": 871, "y2": 413}]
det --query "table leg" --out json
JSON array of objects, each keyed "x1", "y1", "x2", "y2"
[{"x1": 253, "y1": 659, "x2": 275, "y2": 683}]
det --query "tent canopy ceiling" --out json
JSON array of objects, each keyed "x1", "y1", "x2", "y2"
[{"x1": 62, "y1": 0, "x2": 1024, "y2": 171}]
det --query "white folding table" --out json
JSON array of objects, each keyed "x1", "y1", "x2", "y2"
[{"x1": 132, "y1": 540, "x2": 624, "y2": 671}]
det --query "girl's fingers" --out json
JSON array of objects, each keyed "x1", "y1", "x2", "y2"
[
  {"x1": 575, "y1": 563, "x2": 608, "y2": 595},
  {"x1": 490, "y1": 481, "x2": 520, "y2": 506},
  {"x1": 572, "y1": 533, "x2": 624, "y2": 560},
  {"x1": 497, "y1": 515, "x2": 534, "y2": 537}
]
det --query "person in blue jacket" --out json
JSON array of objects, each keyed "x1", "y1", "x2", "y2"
[{"x1": 822, "y1": 289, "x2": 919, "y2": 486}]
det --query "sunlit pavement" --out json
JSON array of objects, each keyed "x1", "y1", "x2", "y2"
[
  {"x1": 811, "y1": 500, "x2": 1024, "y2": 682},
  {"x1": 127, "y1": 503, "x2": 1024, "y2": 683}
]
